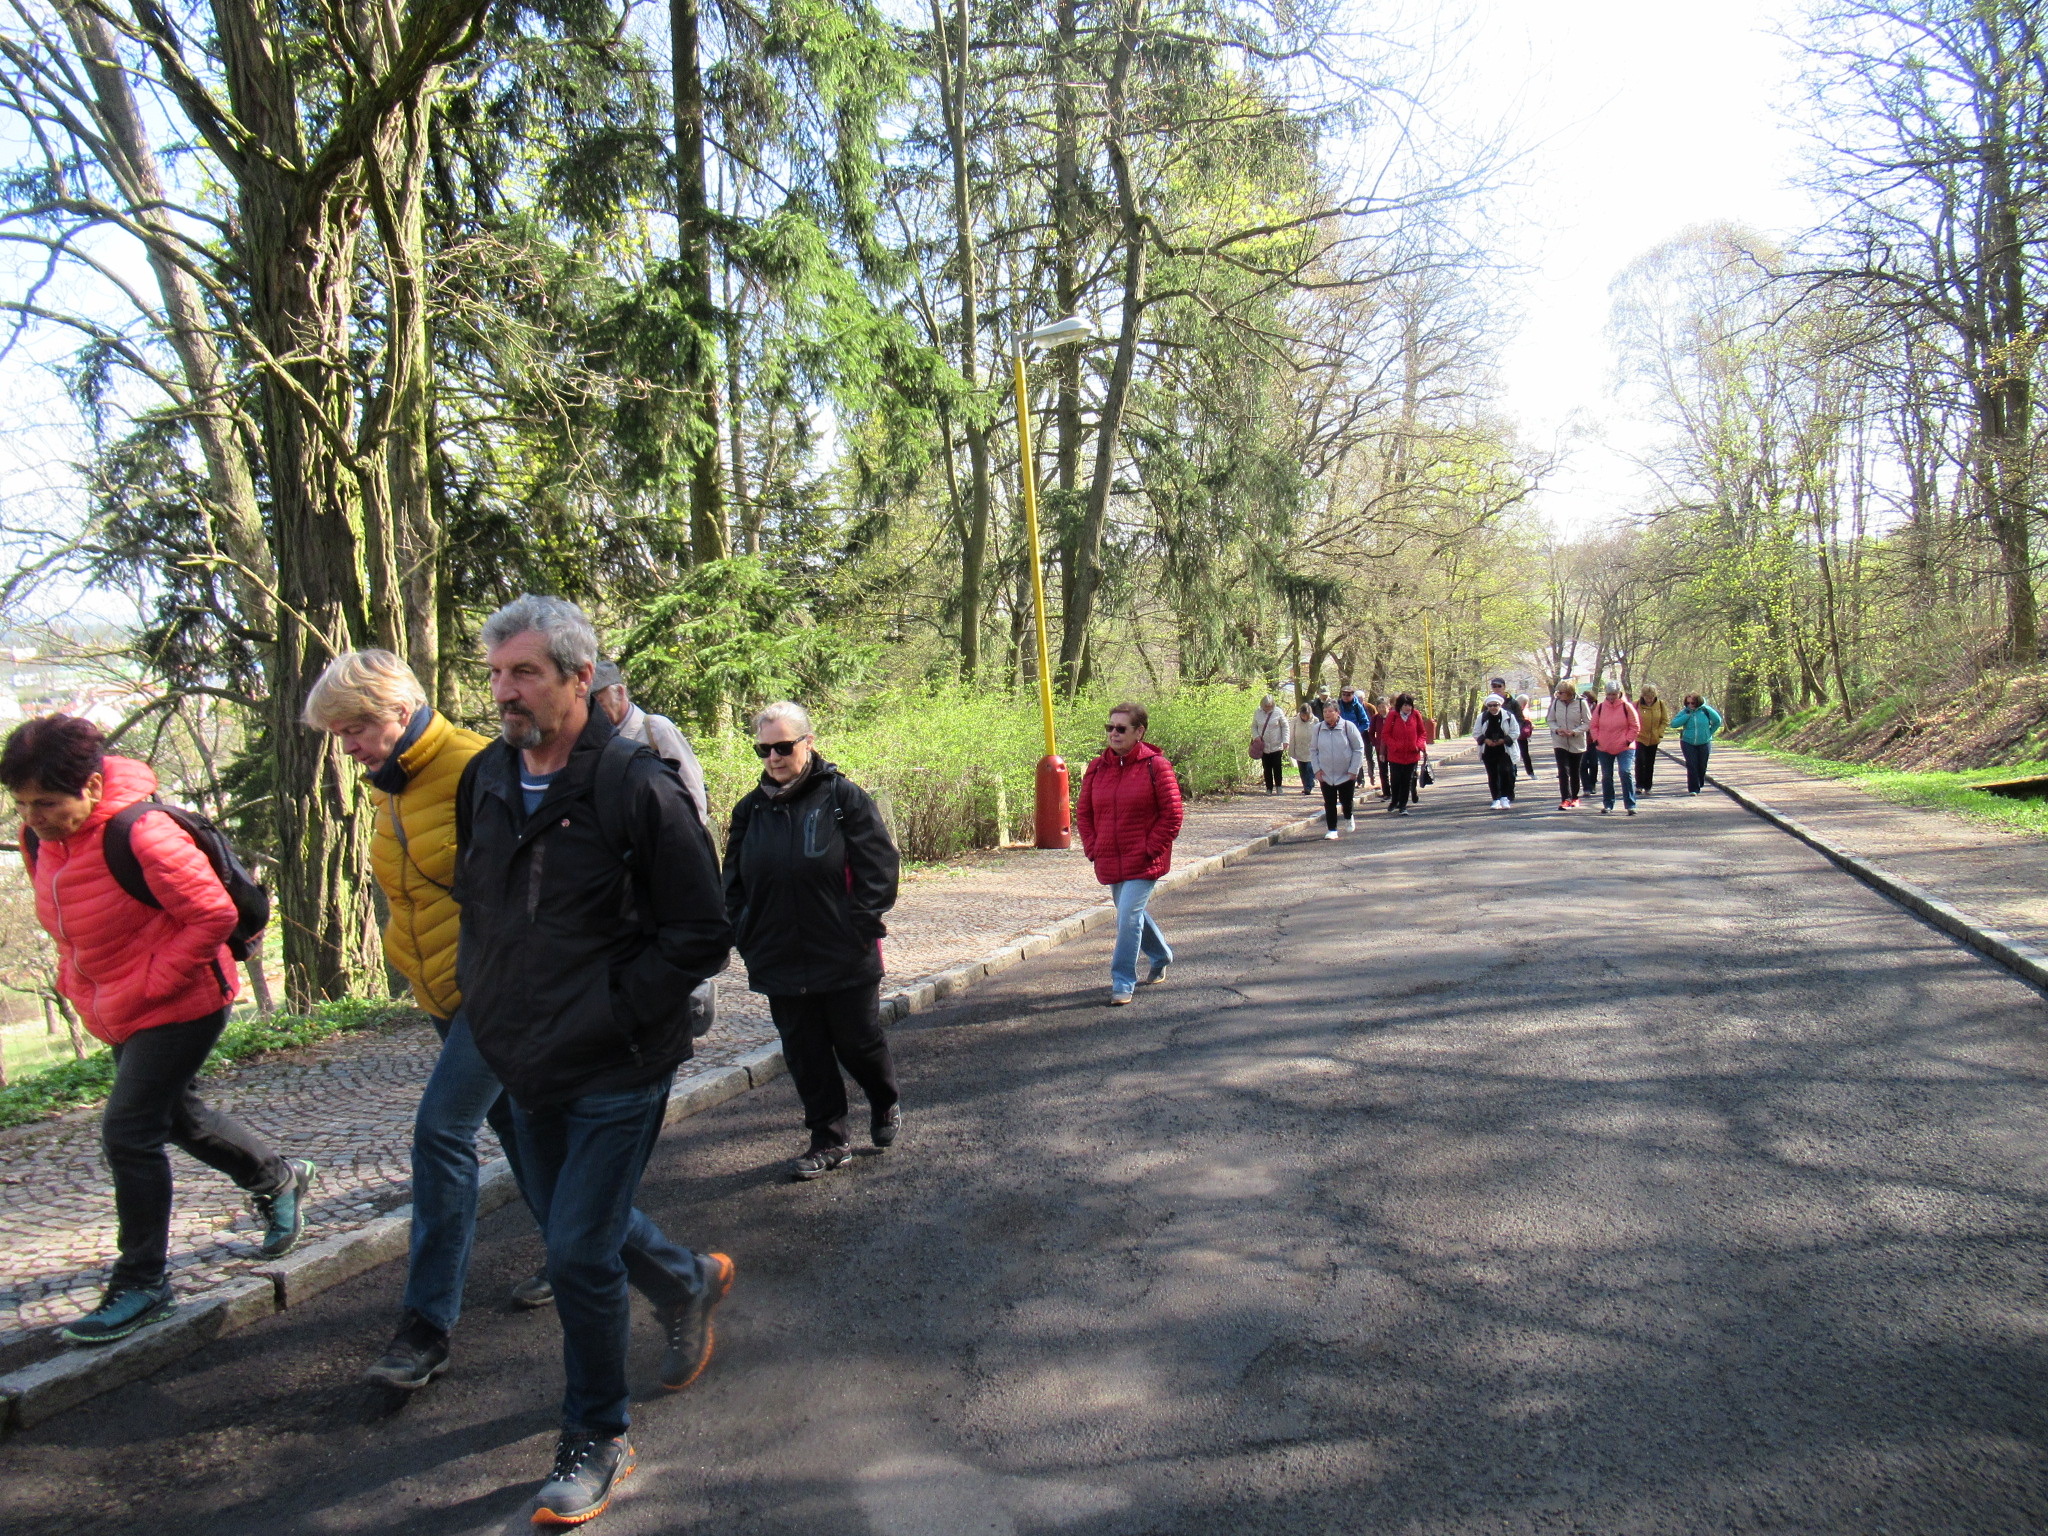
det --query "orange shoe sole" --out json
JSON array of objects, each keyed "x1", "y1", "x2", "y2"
[
  {"x1": 664, "y1": 1251, "x2": 736, "y2": 1393},
  {"x1": 531, "y1": 1447, "x2": 635, "y2": 1526}
]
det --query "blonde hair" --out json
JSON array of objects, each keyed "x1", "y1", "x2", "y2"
[
  {"x1": 302, "y1": 649, "x2": 427, "y2": 730},
  {"x1": 1555, "y1": 682, "x2": 1578, "y2": 703}
]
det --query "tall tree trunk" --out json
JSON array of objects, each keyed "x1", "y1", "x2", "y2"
[
  {"x1": 935, "y1": 0, "x2": 992, "y2": 679},
  {"x1": 672, "y1": 0, "x2": 727, "y2": 564},
  {"x1": 1059, "y1": 0, "x2": 1147, "y2": 689},
  {"x1": 1051, "y1": 0, "x2": 1084, "y2": 629}
]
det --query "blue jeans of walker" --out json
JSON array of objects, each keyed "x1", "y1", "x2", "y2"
[
  {"x1": 1597, "y1": 748, "x2": 1638, "y2": 810},
  {"x1": 1109, "y1": 878, "x2": 1172, "y2": 997},
  {"x1": 1682, "y1": 740, "x2": 1712, "y2": 792},
  {"x1": 512, "y1": 1076, "x2": 708, "y2": 1438},
  {"x1": 402, "y1": 1011, "x2": 541, "y2": 1333}
]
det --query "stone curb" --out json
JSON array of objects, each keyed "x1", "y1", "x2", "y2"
[
  {"x1": 0, "y1": 783, "x2": 1368, "y2": 1436},
  {"x1": 1678, "y1": 748, "x2": 2048, "y2": 998}
]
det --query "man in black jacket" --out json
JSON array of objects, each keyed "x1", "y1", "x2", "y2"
[
  {"x1": 455, "y1": 595, "x2": 734, "y2": 1527},
  {"x1": 724, "y1": 701, "x2": 902, "y2": 1181}
]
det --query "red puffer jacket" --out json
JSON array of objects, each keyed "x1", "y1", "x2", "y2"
[
  {"x1": 22, "y1": 755, "x2": 240, "y2": 1044},
  {"x1": 1075, "y1": 741, "x2": 1185, "y2": 885},
  {"x1": 1381, "y1": 709, "x2": 1430, "y2": 764}
]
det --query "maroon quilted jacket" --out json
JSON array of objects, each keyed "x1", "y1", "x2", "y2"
[{"x1": 1075, "y1": 741, "x2": 1184, "y2": 885}]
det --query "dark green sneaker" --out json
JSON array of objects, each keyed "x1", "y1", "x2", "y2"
[
  {"x1": 59, "y1": 1282, "x2": 176, "y2": 1346},
  {"x1": 532, "y1": 1433, "x2": 633, "y2": 1526},
  {"x1": 250, "y1": 1158, "x2": 317, "y2": 1259}
]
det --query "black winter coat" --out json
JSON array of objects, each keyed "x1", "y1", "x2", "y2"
[
  {"x1": 454, "y1": 707, "x2": 732, "y2": 1105},
  {"x1": 724, "y1": 757, "x2": 900, "y2": 996}
]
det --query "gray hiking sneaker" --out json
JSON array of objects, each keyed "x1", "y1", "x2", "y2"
[
  {"x1": 532, "y1": 1433, "x2": 634, "y2": 1526},
  {"x1": 250, "y1": 1158, "x2": 317, "y2": 1259},
  {"x1": 59, "y1": 1282, "x2": 176, "y2": 1346},
  {"x1": 510, "y1": 1270, "x2": 555, "y2": 1308}
]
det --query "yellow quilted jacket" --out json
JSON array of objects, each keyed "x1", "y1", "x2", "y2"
[
  {"x1": 368, "y1": 710, "x2": 488, "y2": 1019},
  {"x1": 1635, "y1": 697, "x2": 1673, "y2": 747}
]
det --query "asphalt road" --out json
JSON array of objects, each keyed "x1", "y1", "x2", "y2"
[{"x1": 6, "y1": 756, "x2": 2048, "y2": 1535}]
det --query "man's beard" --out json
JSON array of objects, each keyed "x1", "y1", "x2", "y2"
[{"x1": 499, "y1": 708, "x2": 543, "y2": 750}]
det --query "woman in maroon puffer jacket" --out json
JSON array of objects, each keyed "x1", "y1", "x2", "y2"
[
  {"x1": 3, "y1": 714, "x2": 313, "y2": 1349},
  {"x1": 1075, "y1": 702, "x2": 1185, "y2": 1005}
]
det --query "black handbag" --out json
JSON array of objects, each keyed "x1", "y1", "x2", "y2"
[{"x1": 1419, "y1": 757, "x2": 1435, "y2": 787}]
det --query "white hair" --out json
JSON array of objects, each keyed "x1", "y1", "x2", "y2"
[
  {"x1": 753, "y1": 700, "x2": 813, "y2": 736},
  {"x1": 478, "y1": 595, "x2": 598, "y2": 679}
]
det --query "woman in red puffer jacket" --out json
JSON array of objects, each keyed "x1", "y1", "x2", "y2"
[
  {"x1": 1075, "y1": 702, "x2": 1185, "y2": 1006},
  {"x1": 3, "y1": 715, "x2": 312, "y2": 1347}
]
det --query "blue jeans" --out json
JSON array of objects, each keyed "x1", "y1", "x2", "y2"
[
  {"x1": 512, "y1": 1076, "x2": 709, "y2": 1437},
  {"x1": 1109, "y1": 878, "x2": 1172, "y2": 997},
  {"x1": 1682, "y1": 740, "x2": 1712, "y2": 791},
  {"x1": 402, "y1": 1011, "x2": 539, "y2": 1333},
  {"x1": 1295, "y1": 760, "x2": 1315, "y2": 791},
  {"x1": 1597, "y1": 748, "x2": 1637, "y2": 810}
]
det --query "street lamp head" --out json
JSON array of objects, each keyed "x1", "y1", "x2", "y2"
[{"x1": 1021, "y1": 314, "x2": 1096, "y2": 349}]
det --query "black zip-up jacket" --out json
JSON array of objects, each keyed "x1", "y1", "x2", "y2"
[
  {"x1": 723, "y1": 757, "x2": 900, "y2": 997},
  {"x1": 454, "y1": 707, "x2": 732, "y2": 1105}
]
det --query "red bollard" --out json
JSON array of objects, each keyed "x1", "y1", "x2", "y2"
[{"x1": 1033, "y1": 754, "x2": 1072, "y2": 849}]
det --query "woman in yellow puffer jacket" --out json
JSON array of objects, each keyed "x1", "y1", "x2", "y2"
[
  {"x1": 304, "y1": 650, "x2": 547, "y2": 1392},
  {"x1": 1634, "y1": 684, "x2": 1673, "y2": 797}
]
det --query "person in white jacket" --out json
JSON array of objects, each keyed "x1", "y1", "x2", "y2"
[
  {"x1": 1309, "y1": 703, "x2": 1366, "y2": 840},
  {"x1": 1251, "y1": 695, "x2": 1291, "y2": 795},
  {"x1": 1287, "y1": 703, "x2": 1317, "y2": 795},
  {"x1": 1547, "y1": 682, "x2": 1593, "y2": 810}
]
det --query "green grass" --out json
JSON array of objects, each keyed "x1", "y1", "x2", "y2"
[
  {"x1": 0, "y1": 997, "x2": 421, "y2": 1130},
  {"x1": 1745, "y1": 747, "x2": 2048, "y2": 841}
]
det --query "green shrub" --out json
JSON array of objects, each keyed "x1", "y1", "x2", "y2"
[{"x1": 695, "y1": 686, "x2": 1262, "y2": 861}]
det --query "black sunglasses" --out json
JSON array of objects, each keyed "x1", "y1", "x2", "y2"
[
  {"x1": 753, "y1": 738, "x2": 807, "y2": 759},
  {"x1": 1104, "y1": 722, "x2": 1134, "y2": 733}
]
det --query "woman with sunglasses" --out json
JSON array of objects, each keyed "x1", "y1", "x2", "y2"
[
  {"x1": 724, "y1": 702, "x2": 903, "y2": 1180},
  {"x1": 1075, "y1": 703, "x2": 1185, "y2": 1006}
]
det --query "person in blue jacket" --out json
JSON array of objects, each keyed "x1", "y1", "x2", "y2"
[
  {"x1": 1670, "y1": 694, "x2": 1725, "y2": 794},
  {"x1": 1337, "y1": 686, "x2": 1376, "y2": 791}
]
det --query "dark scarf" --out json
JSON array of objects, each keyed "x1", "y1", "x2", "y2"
[
  {"x1": 368, "y1": 707, "x2": 436, "y2": 793},
  {"x1": 759, "y1": 752, "x2": 822, "y2": 802}
]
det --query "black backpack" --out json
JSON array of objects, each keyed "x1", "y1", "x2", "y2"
[{"x1": 23, "y1": 799, "x2": 271, "y2": 961}]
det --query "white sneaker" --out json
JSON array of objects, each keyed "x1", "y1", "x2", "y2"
[
  {"x1": 1344, "y1": 816, "x2": 1356, "y2": 831},
  {"x1": 1491, "y1": 797, "x2": 1505, "y2": 809},
  {"x1": 1324, "y1": 829, "x2": 1340, "y2": 841}
]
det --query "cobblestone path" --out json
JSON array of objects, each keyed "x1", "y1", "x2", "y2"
[{"x1": 0, "y1": 784, "x2": 1310, "y2": 1353}]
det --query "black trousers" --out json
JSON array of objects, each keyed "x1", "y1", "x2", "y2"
[
  {"x1": 1482, "y1": 744, "x2": 1517, "y2": 801},
  {"x1": 1580, "y1": 749, "x2": 1600, "y2": 794},
  {"x1": 1321, "y1": 777, "x2": 1355, "y2": 828},
  {"x1": 1387, "y1": 761, "x2": 1417, "y2": 811},
  {"x1": 1636, "y1": 747, "x2": 1659, "y2": 791},
  {"x1": 767, "y1": 983, "x2": 898, "y2": 1150},
  {"x1": 1682, "y1": 741, "x2": 1712, "y2": 792},
  {"x1": 1260, "y1": 750, "x2": 1286, "y2": 792},
  {"x1": 1517, "y1": 736, "x2": 1535, "y2": 777},
  {"x1": 1554, "y1": 748, "x2": 1585, "y2": 801},
  {"x1": 104, "y1": 1010, "x2": 288, "y2": 1288}
]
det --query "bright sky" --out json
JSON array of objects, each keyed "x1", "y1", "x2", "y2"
[{"x1": 1432, "y1": 0, "x2": 1827, "y2": 532}]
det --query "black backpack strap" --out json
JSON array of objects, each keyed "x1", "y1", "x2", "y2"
[
  {"x1": 591, "y1": 735, "x2": 646, "y2": 864},
  {"x1": 386, "y1": 791, "x2": 451, "y2": 893},
  {"x1": 19, "y1": 827, "x2": 39, "y2": 871},
  {"x1": 103, "y1": 801, "x2": 165, "y2": 909}
]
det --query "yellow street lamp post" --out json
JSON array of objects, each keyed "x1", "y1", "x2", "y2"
[{"x1": 1010, "y1": 314, "x2": 1095, "y2": 848}]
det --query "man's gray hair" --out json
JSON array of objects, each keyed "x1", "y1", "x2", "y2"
[
  {"x1": 753, "y1": 700, "x2": 813, "y2": 736},
  {"x1": 479, "y1": 595, "x2": 598, "y2": 679}
]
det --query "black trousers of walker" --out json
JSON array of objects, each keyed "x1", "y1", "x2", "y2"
[
  {"x1": 1321, "y1": 777, "x2": 1356, "y2": 829},
  {"x1": 1554, "y1": 748, "x2": 1585, "y2": 801},
  {"x1": 1635, "y1": 746, "x2": 1659, "y2": 792},
  {"x1": 104, "y1": 1009, "x2": 289, "y2": 1288},
  {"x1": 1260, "y1": 750, "x2": 1286, "y2": 792},
  {"x1": 1387, "y1": 760, "x2": 1417, "y2": 811},
  {"x1": 1580, "y1": 748, "x2": 1600, "y2": 795},
  {"x1": 767, "y1": 983, "x2": 899, "y2": 1150},
  {"x1": 1481, "y1": 744, "x2": 1517, "y2": 801}
]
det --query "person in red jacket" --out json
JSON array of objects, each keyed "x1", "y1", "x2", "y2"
[
  {"x1": 1075, "y1": 702, "x2": 1185, "y2": 1005},
  {"x1": 3, "y1": 715, "x2": 314, "y2": 1347},
  {"x1": 1380, "y1": 693, "x2": 1429, "y2": 815}
]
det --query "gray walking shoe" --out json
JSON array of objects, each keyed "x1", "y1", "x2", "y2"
[
  {"x1": 250, "y1": 1158, "x2": 317, "y2": 1259},
  {"x1": 59, "y1": 1282, "x2": 176, "y2": 1346},
  {"x1": 533, "y1": 1433, "x2": 633, "y2": 1526},
  {"x1": 510, "y1": 1270, "x2": 555, "y2": 1308}
]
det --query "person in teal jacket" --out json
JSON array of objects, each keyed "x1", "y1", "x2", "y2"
[{"x1": 1671, "y1": 695, "x2": 1724, "y2": 794}]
